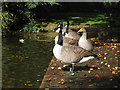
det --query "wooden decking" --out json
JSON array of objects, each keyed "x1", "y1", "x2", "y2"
[{"x1": 40, "y1": 40, "x2": 120, "y2": 89}]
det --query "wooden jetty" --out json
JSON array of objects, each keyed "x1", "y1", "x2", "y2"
[{"x1": 40, "y1": 40, "x2": 120, "y2": 89}]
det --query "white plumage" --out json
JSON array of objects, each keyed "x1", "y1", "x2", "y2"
[{"x1": 78, "y1": 28, "x2": 93, "y2": 51}]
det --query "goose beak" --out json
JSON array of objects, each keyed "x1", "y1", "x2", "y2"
[
  {"x1": 77, "y1": 29, "x2": 82, "y2": 33},
  {"x1": 77, "y1": 29, "x2": 82, "y2": 34}
]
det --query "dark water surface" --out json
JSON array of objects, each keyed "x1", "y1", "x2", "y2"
[{"x1": 2, "y1": 32, "x2": 56, "y2": 88}]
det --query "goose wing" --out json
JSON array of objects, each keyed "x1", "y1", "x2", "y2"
[
  {"x1": 79, "y1": 39, "x2": 93, "y2": 51},
  {"x1": 87, "y1": 39, "x2": 93, "y2": 45},
  {"x1": 63, "y1": 37, "x2": 78, "y2": 46},
  {"x1": 68, "y1": 31, "x2": 80, "y2": 40},
  {"x1": 61, "y1": 45, "x2": 94, "y2": 63},
  {"x1": 86, "y1": 39, "x2": 94, "y2": 51}
]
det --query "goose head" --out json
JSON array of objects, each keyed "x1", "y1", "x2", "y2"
[
  {"x1": 52, "y1": 22, "x2": 63, "y2": 32},
  {"x1": 77, "y1": 27, "x2": 86, "y2": 33},
  {"x1": 53, "y1": 22, "x2": 67, "y2": 36}
]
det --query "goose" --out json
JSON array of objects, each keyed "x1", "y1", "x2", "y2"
[
  {"x1": 55, "y1": 36, "x2": 78, "y2": 46},
  {"x1": 53, "y1": 23, "x2": 97, "y2": 72},
  {"x1": 53, "y1": 21, "x2": 80, "y2": 40},
  {"x1": 53, "y1": 22, "x2": 78, "y2": 46},
  {"x1": 64, "y1": 21, "x2": 80, "y2": 40},
  {"x1": 78, "y1": 28, "x2": 93, "y2": 51}
]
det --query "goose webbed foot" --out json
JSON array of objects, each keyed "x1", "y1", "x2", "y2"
[
  {"x1": 61, "y1": 63, "x2": 75, "y2": 75},
  {"x1": 61, "y1": 69, "x2": 73, "y2": 75},
  {"x1": 69, "y1": 63, "x2": 75, "y2": 73},
  {"x1": 61, "y1": 66, "x2": 74, "y2": 75},
  {"x1": 70, "y1": 67, "x2": 74, "y2": 73}
]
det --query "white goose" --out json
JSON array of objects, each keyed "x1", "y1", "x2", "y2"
[
  {"x1": 78, "y1": 28, "x2": 93, "y2": 51},
  {"x1": 53, "y1": 23, "x2": 97, "y2": 72}
]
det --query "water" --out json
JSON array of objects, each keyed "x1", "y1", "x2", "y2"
[{"x1": 2, "y1": 32, "x2": 56, "y2": 88}]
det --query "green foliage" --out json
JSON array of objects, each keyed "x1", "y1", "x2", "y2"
[
  {"x1": 2, "y1": 2, "x2": 119, "y2": 33},
  {"x1": 48, "y1": 2, "x2": 61, "y2": 6},
  {"x1": 71, "y1": 17, "x2": 82, "y2": 19},
  {"x1": 25, "y1": 2, "x2": 39, "y2": 9},
  {"x1": 2, "y1": 2, "x2": 61, "y2": 32},
  {"x1": 20, "y1": 18, "x2": 46, "y2": 32},
  {"x1": 103, "y1": 2, "x2": 119, "y2": 8},
  {"x1": 70, "y1": 14, "x2": 109, "y2": 25},
  {"x1": 2, "y1": 3, "x2": 26, "y2": 31},
  {"x1": 24, "y1": 11, "x2": 32, "y2": 18},
  {"x1": 22, "y1": 23, "x2": 45, "y2": 32},
  {"x1": 20, "y1": 2, "x2": 60, "y2": 32},
  {"x1": 2, "y1": 12, "x2": 14, "y2": 31}
]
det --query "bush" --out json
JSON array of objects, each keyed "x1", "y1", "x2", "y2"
[{"x1": 2, "y1": 2, "x2": 61, "y2": 32}]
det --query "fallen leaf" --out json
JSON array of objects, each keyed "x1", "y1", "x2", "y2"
[
  {"x1": 58, "y1": 67, "x2": 62, "y2": 70},
  {"x1": 28, "y1": 84, "x2": 32, "y2": 87},
  {"x1": 26, "y1": 81, "x2": 30, "y2": 83},
  {"x1": 51, "y1": 67, "x2": 55, "y2": 70},
  {"x1": 70, "y1": 73, "x2": 75, "y2": 76}
]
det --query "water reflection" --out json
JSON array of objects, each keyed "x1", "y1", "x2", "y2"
[{"x1": 2, "y1": 32, "x2": 56, "y2": 88}]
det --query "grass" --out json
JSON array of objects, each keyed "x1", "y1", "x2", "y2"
[
  {"x1": 42, "y1": 12, "x2": 110, "y2": 25},
  {"x1": 42, "y1": 12, "x2": 111, "y2": 32}
]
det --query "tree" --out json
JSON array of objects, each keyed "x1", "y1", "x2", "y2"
[{"x1": 2, "y1": 2, "x2": 61, "y2": 32}]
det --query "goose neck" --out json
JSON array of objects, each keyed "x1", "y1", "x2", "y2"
[
  {"x1": 66, "y1": 21, "x2": 69, "y2": 34},
  {"x1": 80, "y1": 31, "x2": 87, "y2": 40},
  {"x1": 66, "y1": 26, "x2": 69, "y2": 34},
  {"x1": 57, "y1": 25, "x2": 63, "y2": 46}
]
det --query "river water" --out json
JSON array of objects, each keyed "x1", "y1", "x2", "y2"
[{"x1": 2, "y1": 32, "x2": 57, "y2": 88}]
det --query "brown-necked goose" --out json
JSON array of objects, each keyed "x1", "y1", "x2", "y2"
[
  {"x1": 78, "y1": 28, "x2": 93, "y2": 51},
  {"x1": 53, "y1": 23, "x2": 97, "y2": 72}
]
